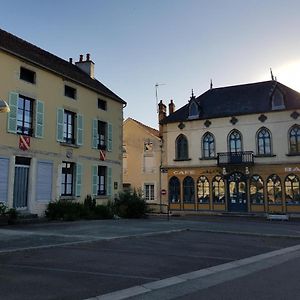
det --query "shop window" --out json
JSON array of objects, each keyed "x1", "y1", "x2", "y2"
[
  {"x1": 169, "y1": 176, "x2": 180, "y2": 203},
  {"x1": 212, "y1": 175, "x2": 225, "y2": 203},
  {"x1": 197, "y1": 176, "x2": 210, "y2": 203},
  {"x1": 289, "y1": 125, "x2": 300, "y2": 154},
  {"x1": 175, "y1": 134, "x2": 188, "y2": 160},
  {"x1": 285, "y1": 174, "x2": 300, "y2": 204},
  {"x1": 228, "y1": 130, "x2": 242, "y2": 153},
  {"x1": 250, "y1": 175, "x2": 264, "y2": 204},
  {"x1": 183, "y1": 176, "x2": 194, "y2": 203},
  {"x1": 257, "y1": 127, "x2": 272, "y2": 156},
  {"x1": 267, "y1": 174, "x2": 282, "y2": 204},
  {"x1": 202, "y1": 132, "x2": 215, "y2": 158}
]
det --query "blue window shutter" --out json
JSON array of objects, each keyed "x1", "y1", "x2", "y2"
[
  {"x1": 56, "y1": 108, "x2": 64, "y2": 142},
  {"x1": 92, "y1": 119, "x2": 98, "y2": 149},
  {"x1": 107, "y1": 123, "x2": 113, "y2": 152},
  {"x1": 92, "y1": 165, "x2": 98, "y2": 196},
  {"x1": 107, "y1": 167, "x2": 112, "y2": 196},
  {"x1": 7, "y1": 92, "x2": 18, "y2": 133},
  {"x1": 36, "y1": 161, "x2": 53, "y2": 201},
  {"x1": 76, "y1": 114, "x2": 83, "y2": 146},
  {"x1": 0, "y1": 158, "x2": 9, "y2": 202},
  {"x1": 35, "y1": 100, "x2": 44, "y2": 138},
  {"x1": 75, "y1": 163, "x2": 83, "y2": 197}
]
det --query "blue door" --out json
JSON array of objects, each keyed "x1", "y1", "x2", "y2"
[
  {"x1": 13, "y1": 165, "x2": 29, "y2": 209},
  {"x1": 227, "y1": 172, "x2": 247, "y2": 212}
]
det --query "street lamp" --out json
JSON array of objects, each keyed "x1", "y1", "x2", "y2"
[{"x1": 0, "y1": 99, "x2": 10, "y2": 113}]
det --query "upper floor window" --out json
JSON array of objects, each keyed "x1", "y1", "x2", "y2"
[
  {"x1": 271, "y1": 89, "x2": 285, "y2": 110},
  {"x1": 289, "y1": 125, "x2": 300, "y2": 154},
  {"x1": 64, "y1": 85, "x2": 76, "y2": 99},
  {"x1": 92, "y1": 119, "x2": 113, "y2": 151},
  {"x1": 257, "y1": 127, "x2": 272, "y2": 156},
  {"x1": 144, "y1": 140, "x2": 153, "y2": 152},
  {"x1": 188, "y1": 101, "x2": 199, "y2": 119},
  {"x1": 98, "y1": 121, "x2": 107, "y2": 150},
  {"x1": 202, "y1": 132, "x2": 215, "y2": 158},
  {"x1": 98, "y1": 98, "x2": 107, "y2": 110},
  {"x1": 175, "y1": 134, "x2": 188, "y2": 160},
  {"x1": 20, "y1": 67, "x2": 36, "y2": 84},
  {"x1": 63, "y1": 110, "x2": 75, "y2": 144},
  {"x1": 228, "y1": 130, "x2": 242, "y2": 153},
  {"x1": 17, "y1": 95, "x2": 33, "y2": 136}
]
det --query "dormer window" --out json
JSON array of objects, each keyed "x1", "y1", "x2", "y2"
[
  {"x1": 271, "y1": 89, "x2": 285, "y2": 110},
  {"x1": 20, "y1": 67, "x2": 36, "y2": 84},
  {"x1": 188, "y1": 101, "x2": 199, "y2": 119}
]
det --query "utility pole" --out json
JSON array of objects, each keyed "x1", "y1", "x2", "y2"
[{"x1": 155, "y1": 83, "x2": 166, "y2": 112}]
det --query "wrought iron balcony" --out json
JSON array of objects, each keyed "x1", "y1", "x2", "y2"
[{"x1": 217, "y1": 151, "x2": 254, "y2": 166}]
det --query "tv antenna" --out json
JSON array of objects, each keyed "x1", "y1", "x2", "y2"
[{"x1": 155, "y1": 83, "x2": 166, "y2": 112}]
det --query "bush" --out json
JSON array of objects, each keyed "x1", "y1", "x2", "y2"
[
  {"x1": 45, "y1": 201, "x2": 84, "y2": 221},
  {"x1": 93, "y1": 204, "x2": 114, "y2": 219},
  {"x1": 114, "y1": 190, "x2": 149, "y2": 218}
]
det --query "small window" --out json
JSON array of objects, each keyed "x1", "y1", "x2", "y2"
[
  {"x1": 188, "y1": 102, "x2": 199, "y2": 119},
  {"x1": 271, "y1": 89, "x2": 285, "y2": 110},
  {"x1": 65, "y1": 85, "x2": 77, "y2": 99},
  {"x1": 20, "y1": 67, "x2": 36, "y2": 84},
  {"x1": 98, "y1": 99, "x2": 107, "y2": 110},
  {"x1": 145, "y1": 184, "x2": 155, "y2": 201}
]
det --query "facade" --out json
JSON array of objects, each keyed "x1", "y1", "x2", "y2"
[
  {"x1": 160, "y1": 80, "x2": 300, "y2": 215},
  {"x1": 0, "y1": 28, "x2": 126, "y2": 216},
  {"x1": 123, "y1": 118, "x2": 163, "y2": 211}
]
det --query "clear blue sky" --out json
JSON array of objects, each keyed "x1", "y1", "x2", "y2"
[{"x1": 1, "y1": 0, "x2": 300, "y2": 129}]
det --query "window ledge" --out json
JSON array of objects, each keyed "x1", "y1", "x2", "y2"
[
  {"x1": 174, "y1": 158, "x2": 192, "y2": 161},
  {"x1": 286, "y1": 153, "x2": 300, "y2": 156},
  {"x1": 199, "y1": 157, "x2": 217, "y2": 160},
  {"x1": 59, "y1": 196, "x2": 76, "y2": 200},
  {"x1": 254, "y1": 154, "x2": 276, "y2": 158},
  {"x1": 60, "y1": 142, "x2": 80, "y2": 148}
]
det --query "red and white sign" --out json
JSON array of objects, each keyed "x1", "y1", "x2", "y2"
[
  {"x1": 19, "y1": 135, "x2": 30, "y2": 151},
  {"x1": 99, "y1": 149, "x2": 106, "y2": 161},
  {"x1": 161, "y1": 189, "x2": 167, "y2": 195}
]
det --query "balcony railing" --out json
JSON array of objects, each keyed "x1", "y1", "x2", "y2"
[{"x1": 217, "y1": 151, "x2": 254, "y2": 166}]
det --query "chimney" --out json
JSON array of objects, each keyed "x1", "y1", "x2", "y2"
[
  {"x1": 168, "y1": 99, "x2": 175, "y2": 115},
  {"x1": 75, "y1": 53, "x2": 95, "y2": 79},
  {"x1": 158, "y1": 100, "x2": 166, "y2": 137},
  {"x1": 69, "y1": 58, "x2": 73, "y2": 64}
]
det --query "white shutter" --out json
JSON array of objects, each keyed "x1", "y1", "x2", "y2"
[
  {"x1": 0, "y1": 158, "x2": 9, "y2": 202},
  {"x1": 36, "y1": 161, "x2": 53, "y2": 201}
]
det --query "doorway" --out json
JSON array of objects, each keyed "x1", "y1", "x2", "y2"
[{"x1": 227, "y1": 172, "x2": 247, "y2": 212}]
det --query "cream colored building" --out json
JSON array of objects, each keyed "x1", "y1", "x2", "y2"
[
  {"x1": 0, "y1": 28, "x2": 126, "y2": 216},
  {"x1": 160, "y1": 81, "x2": 300, "y2": 215},
  {"x1": 123, "y1": 118, "x2": 163, "y2": 211}
]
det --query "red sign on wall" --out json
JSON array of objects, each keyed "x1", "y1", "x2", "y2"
[
  {"x1": 99, "y1": 149, "x2": 106, "y2": 161},
  {"x1": 19, "y1": 135, "x2": 30, "y2": 151}
]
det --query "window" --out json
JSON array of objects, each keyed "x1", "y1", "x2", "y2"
[
  {"x1": 98, "y1": 98, "x2": 107, "y2": 110},
  {"x1": 17, "y1": 95, "x2": 33, "y2": 136},
  {"x1": 144, "y1": 140, "x2": 153, "y2": 152},
  {"x1": 143, "y1": 156, "x2": 154, "y2": 173},
  {"x1": 183, "y1": 176, "x2": 195, "y2": 203},
  {"x1": 20, "y1": 67, "x2": 35, "y2": 84},
  {"x1": 92, "y1": 120, "x2": 112, "y2": 151},
  {"x1": 145, "y1": 184, "x2": 155, "y2": 201},
  {"x1": 228, "y1": 130, "x2": 242, "y2": 153},
  {"x1": 212, "y1": 175, "x2": 225, "y2": 203},
  {"x1": 97, "y1": 166, "x2": 106, "y2": 195},
  {"x1": 267, "y1": 174, "x2": 282, "y2": 204},
  {"x1": 285, "y1": 174, "x2": 300, "y2": 204},
  {"x1": 250, "y1": 175, "x2": 264, "y2": 204},
  {"x1": 98, "y1": 121, "x2": 107, "y2": 150},
  {"x1": 202, "y1": 132, "x2": 215, "y2": 158},
  {"x1": 257, "y1": 127, "x2": 271, "y2": 156},
  {"x1": 176, "y1": 134, "x2": 188, "y2": 160},
  {"x1": 64, "y1": 85, "x2": 76, "y2": 99},
  {"x1": 271, "y1": 89, "x2": 285, "y2": 110},
  {"x1": 36, "y1": 161, "x2": 53, "y2": 201},
  {"x1": 169, "y1": 176, "x2": 180, "y2": 203},
  {"x1": 289, "y1": 125, "x2": 300, "y2": 154},
  {"x1": 197, "y1": 176, "x2": 210, "y2": 203},
  {"x1": 61, "y1": 162, "x2": 74, "y2": 196},
  {"x1": 188, "y1": 101, "x2": 199, "y2": 119},
  {"x1": 63, "y1": 110, "x2": 75, "y2": 144}
]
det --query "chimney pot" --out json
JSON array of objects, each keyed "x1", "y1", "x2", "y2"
[
  {"x1": 79, "y1": 54, "x2": 83, "y2": 62},
  {"x1": 69, "y1": 58, "x2": 73, "y2": 64},
  {"x1": 86, "y1": 53, "x2": 90, "y2": 61}
]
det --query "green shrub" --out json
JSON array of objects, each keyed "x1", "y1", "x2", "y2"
[
  {"x1": 93, "y1": 204, "x2": 114, "y2": 219},
  {"x1": 0, "y1": 202, "x2": 7, "y2": 215},
  {"x1": 45, "y1": 201, "x2": 84, "y2": 221}
]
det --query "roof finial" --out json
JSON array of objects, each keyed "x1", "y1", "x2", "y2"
[
  {"x1": 210, "y1": 79, "x2": 213, "y2": 89},
  {"x1": 191, "y1": 89, "x2": 194, "y2": 97},
  {"x1": 270, "y1": 68, "x2": 274, "y2": 81}
]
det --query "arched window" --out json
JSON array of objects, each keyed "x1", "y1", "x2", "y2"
[
  {"x1": 197, "y1": 176, "x2": 210, "y2": 203},
  {"x1": 202, "y1": 132, "x2": 215, "y2": 158},
  {"x1": 176, "y1": 134, "x2": 188, "y2": 160},
  {"x1": 285, "y1": 174, "x2": 300, "y2": 204},
  {"x1": 212, "y1": 175, "x2": 225, "y2": 203},
  {"x1": 169, "y1": 176, "x2": 180, "y2": 203},
  {"x1": 183, "y1": 176, "x2": 195, "y2": 203},
  {"x1": 228, "y1": 130, "x2": 242, "y2": 153},
  {"x1": 189, "y1": 102, "x2": 199, "y2": 119},
  {"x1": 250, "y1": 175, "x2": 264, "y2": 204},
  {"x1": 289, "y1": 125, "x2": 300, "y2": 154},
  {"x1": 267, "y1": 174, "x2": 282, "y2": 204},
  {"x1": 257, "y1": 127, "x2": 271, "y2": 155},
  {"x1": 271, "y1": 89, "x2": 285, "y2": 110}
]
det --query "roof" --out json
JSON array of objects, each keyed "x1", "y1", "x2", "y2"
[
  {"x1": 163, "y1": 80, "x2": 300, "y2": 124},
  {"x1": 0, "y1": 28, "x2": 125, "y2": 104},
  {"x1": 125, "y1": 118, "x2": 160, "y2": 138}
]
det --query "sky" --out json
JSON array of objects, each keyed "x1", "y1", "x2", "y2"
[{"x1": 1, "y1": 0, "x2": 300, "y2": 129}]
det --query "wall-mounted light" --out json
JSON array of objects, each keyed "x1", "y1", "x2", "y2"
[{"x1": 0, "y1": 99, "x2": 10, "y2": 113}]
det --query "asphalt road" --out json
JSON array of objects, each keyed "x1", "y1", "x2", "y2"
[{"x1": 0, "y1": 216, "x2": 299, "y2": 299}]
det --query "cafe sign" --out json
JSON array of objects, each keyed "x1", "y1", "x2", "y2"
[{"x1": 285, "y1": 167, "x2": 300, "y2": 173}]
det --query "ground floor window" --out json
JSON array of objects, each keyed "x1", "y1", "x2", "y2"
[
  {"x1": 144, "y1": 184, "x2": 155, "y2": 201},
  {"x1": 250, "y1": 175, "x2": 264, "y2": 204},
  {"x1": 169, "y1": 176, "x2": 180, "y2": 203},
  {"x1": 212, "y1": 175, "x2": 225, "y2": 203},
  {"x1": 197, "y1": 176, "x2": 209, "y2": 203},
  {"x1": 285, "y1": 174, "x2": 300, "y2": 204},
  {"x1": 183, "y1": 176, "x2": 194, "y2": 203},
  {"x1": 98, "y1": 166, "x2": 106, "y2": 195},
  {"x1": 61, "y1": 162, "x2": 74, "y2": 196},
  {"x1": 267, "y1": 174, "x2": 282, "y2": 204}
]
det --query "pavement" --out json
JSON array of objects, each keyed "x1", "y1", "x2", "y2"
[{"x1": 0, "y1": 216, "x2": 299, "y2": 299}]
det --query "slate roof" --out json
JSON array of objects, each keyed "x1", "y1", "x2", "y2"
[
  {"x1": 163, "y1": 80, "x2": 300, "y2": 124},
  {"x1": 0, "y1": 28, "x2": 125, "y2": 104}
]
